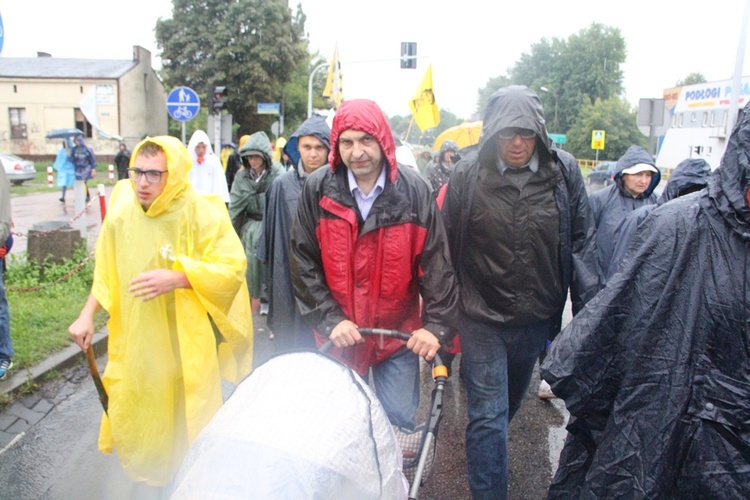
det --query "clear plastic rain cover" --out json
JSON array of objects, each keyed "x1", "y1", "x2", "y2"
[{"x1": 169, "y1": 351, "x2": 409, "y2": 499}]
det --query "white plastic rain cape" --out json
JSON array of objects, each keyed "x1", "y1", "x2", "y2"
[{"x1": 170, "y1": 351, "x2": 409, "y2": 499}]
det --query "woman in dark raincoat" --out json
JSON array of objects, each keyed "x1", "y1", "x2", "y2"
[
  {"x1": 228, "y1": 132, "x2": 284, "y2": 311},
  {"x1": 541, "y1": 103, "x2": 750, "y2": 498},
  {"x1": 607, "y1": 157, "x2": 711, "y2": 280},
  {"x1": 588, "y1": 145, "x2": 661, "y2": 287}
]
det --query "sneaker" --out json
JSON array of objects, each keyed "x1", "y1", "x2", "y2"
[
  {"x1": 0, "y1": 358, "x2": 13, "y2": 381},
  {"x1": 59, "y1": 197, "x2": 65, "y2": 203},
  {"x1": 259, "y1": 303, "x2": 269, "y2": 316},
  {"x1": 538, "y1": 379, "x2": 557, "y2": 399}
]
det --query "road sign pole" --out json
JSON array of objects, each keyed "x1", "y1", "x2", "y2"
[
  {"x1": 182, "y1": 122, "x2": 186, "y2": 145},
  {"x1": 214, "y1": 113, "x2": 221, "y2": 155}
]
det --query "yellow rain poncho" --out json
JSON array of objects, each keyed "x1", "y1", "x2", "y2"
[{"x1": 92, "y1": 136, "x2": 253, "y2": 486}]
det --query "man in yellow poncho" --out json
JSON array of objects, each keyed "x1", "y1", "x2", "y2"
[{"x1": 68, "y1": 136, "x2": 253, "y2": 489}]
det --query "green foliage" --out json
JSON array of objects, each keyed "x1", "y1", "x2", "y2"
[
  {"x1": 676, "y1": 72, "x2": 707, "y2": 87},
  {"x1": 477, "y1": 75, "x2": 512, "y2": 117},
  {"x1": 476, "y1": 22, "x2": 626, "y2": 134},
  {"x1": 565, "y1": 97, "x2": 647, "y2": 160},
  {"x1": 156, "y1": 0, "x2": 310, "y2": 138},
  {"x1": 279, "y1": 54, "x2": 332, "y2": 140},
  {"x1": 10, "y1": 161, "x2": 116, "y2": 197},
  {"x1": 5, "y1": 247, "x2": 107, "y2": 370}
]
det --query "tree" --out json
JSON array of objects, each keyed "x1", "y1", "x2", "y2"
[
  {"x1": 476, "y1": 23, "x2": 626, "y2": 133},
  {"x1": 565, "y1": 97, "x2": 647, "y2": 161},
  {"x1": 156, "y1": 0, "x2": 309, "y2": 140},
  {"x1": 676, "y1": 72, "x2": 707, "y2": 87},
  {"x1": 274, "y1": 53, "x2": 331, "y2": 141},
  {"x1": 476, "y1": 75, "x2": 512, "y2": 117}
]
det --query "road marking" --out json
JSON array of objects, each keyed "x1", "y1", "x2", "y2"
[{"x1": 0, "y1": 431, "x2": 25, "y2": 456}]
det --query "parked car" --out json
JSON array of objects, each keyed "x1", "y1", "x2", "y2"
[
  {"x1": 0, "y1": 153, "x2": 36, "y2": 185},
  {"x1": 587, "y1": 160, "x2": 616, "y2": 188}
]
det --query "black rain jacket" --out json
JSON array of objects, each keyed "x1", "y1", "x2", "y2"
[
  {"x1": 257, "y1": 115, "x2": 331, "y2": 352},
  {"x1": 588, "y1": 146, "x2": 661, "y2": 287},
  {"x1": 608, "y1": 158, "x2": 711, "y2": 280},
  {"x1": 541, "y1": 104, "x2": 750, "y2": 498},
  {"x1": 442, "y1": 85, "x2": 598, "y2": 331}
]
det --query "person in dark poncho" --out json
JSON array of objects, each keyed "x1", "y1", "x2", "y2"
[
  {"x1": 588, "y1": 145, "x2": 661, "y2": 288},
  {"x1": 607, "y1": 157, "x2": 711, "y2": 281},
  {"x1": 541, "y1": 103, "x2": 750, "y2": 498},
  {"x1": 257, "y1": 115, "x2": 330, "y2": 353}
]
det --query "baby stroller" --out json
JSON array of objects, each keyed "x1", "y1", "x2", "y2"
[{"x1": 169, "y1": 329, "x2": 447, "y2": 500}]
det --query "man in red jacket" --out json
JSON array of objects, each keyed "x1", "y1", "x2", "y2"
[{"x1": 290, "y1": 99, "x2": 458, "y2": 430}]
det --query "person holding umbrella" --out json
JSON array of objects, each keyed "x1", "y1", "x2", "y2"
[{"x1": 70, "y1": 134, "x2": 97, "y2": 202}]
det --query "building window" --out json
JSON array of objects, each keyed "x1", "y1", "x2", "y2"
[
  {"x1": 690, "y1": 112, "x2": 697, "y2": 123},
  {"x1": 74, "y1": 109, "x2": 93, "y2": 138},
  {"x1": 678, "y1": 113, "x2": 684, "y2": 127},
  {"x1": 9, "y1": 108, "x2": 27, "y2": 139},
  {"x1": 702, "y1": 112, "x2": 708, "y2": 127}
]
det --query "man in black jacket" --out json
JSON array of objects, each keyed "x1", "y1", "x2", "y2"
[
  {"x1": 442, "y1": 85, "x2": 597, "y2": 499},
  {"x1": 257, "y1": 114, "x2": 330, "y2": 354}
]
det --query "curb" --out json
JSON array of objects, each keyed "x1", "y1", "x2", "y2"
[{"x1": 0, "y1": 327, "x2": 109, "y2": 396}]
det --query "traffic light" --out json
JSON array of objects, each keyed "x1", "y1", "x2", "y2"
[
  {"x1": 210, "y1": 86, "x2": 227, "y2": 113},
  {"x1": 400, "y1": 42, "x2": 417, "y2": 69}
]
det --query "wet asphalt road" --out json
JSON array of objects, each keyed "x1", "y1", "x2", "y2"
[{"x1": 0, "y1": 313, "x2": 570, "y2": 499}]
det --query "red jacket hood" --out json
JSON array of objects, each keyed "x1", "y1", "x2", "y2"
[{"x1": 328, "y1": 99, "x2": 398, "y2": 183}]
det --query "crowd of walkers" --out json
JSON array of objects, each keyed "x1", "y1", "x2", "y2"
[{"x1": 65, "y1": 85, "x2": 750, "y2": 498}]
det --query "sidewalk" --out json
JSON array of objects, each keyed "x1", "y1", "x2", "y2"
[
  {"x1": 9, "y1": 184, "x2": 113, "y2": 256},
  {"x1": 1, "y1": 186, "x2": 113, "y2": 448}
]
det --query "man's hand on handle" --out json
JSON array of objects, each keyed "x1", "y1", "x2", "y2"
[
  {"x1": 407, "y1": 328, "x2": 440, "y2": 361},
  {"x1": 330, "y1": 319, "x2": 363, "y2": 348},
  {"x1": 331, "y1": 321, "x2": 441, "y2": 361}
]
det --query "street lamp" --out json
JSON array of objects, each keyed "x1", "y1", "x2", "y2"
[
  {"x1": 307, "y1": 62, "x2": 328, "y2": 118},
  {"x1": 539, "y1": 86, "x2": 559, "y2": 133}
]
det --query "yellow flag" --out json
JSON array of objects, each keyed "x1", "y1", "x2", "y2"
[
  {"x1": 322, "y1": 46, "x2": 343, "y2": 108},
  {"x1": 409, "y1": 64, "x2": 440, "y2": 132}
]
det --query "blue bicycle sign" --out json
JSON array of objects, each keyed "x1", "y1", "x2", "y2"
[
  {"x1": 167, "y1": 87, "x2": 200, "y2": 122},
  {"x1": 172, "y1": 106, "x2": 194, "y2": 120}
]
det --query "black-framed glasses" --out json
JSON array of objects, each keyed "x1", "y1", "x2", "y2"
[
  {"x1": 497, "y1": 128, "x2": 536, "y2": 140},
  {"x1": 128, "y1": 168, "x2": 168, "y2": 184}
]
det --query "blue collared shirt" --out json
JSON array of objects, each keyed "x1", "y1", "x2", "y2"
[{"x1": 348, "y1": 165, "x2": 386, "y2": 220}]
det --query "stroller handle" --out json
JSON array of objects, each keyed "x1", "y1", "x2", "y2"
[{"x1": 319, "y1": 327, "x2": 447, "y2": 377}]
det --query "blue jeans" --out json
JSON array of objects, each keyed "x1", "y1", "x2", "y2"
[
  {"x1": 0, "y1": 270, "x2": 12, "y2": 361},
  {"x1": 372, "y1": 346, "x2": 420, "y2": 430},
  {"x1": 460, "y1": 315, "x2": 552, "y2": 499}
]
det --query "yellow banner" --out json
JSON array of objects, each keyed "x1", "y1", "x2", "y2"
[
  {"x1": 322, "y1": 46, "x2": 343, "y2": 108},
  {"x1": 409, "y1": 64, "x2": 440, "y2": 132}
]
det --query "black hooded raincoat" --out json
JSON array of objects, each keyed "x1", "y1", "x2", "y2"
[
  {"x1": 257, "y1": 115, "x2": 331, "y2": 352},
  {"x1": 442, "y1": 86, "x2": 598, "y2": 329},
  {"x1": 541, "y1": 104, "x2": 750, "y2": 498}
]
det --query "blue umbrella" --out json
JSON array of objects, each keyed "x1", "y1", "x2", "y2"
[{"x1": 45, "y1": 128, "x2": 84, "y2": 140}]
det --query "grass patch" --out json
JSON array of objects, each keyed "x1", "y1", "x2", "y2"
[
  {"x1": 5, "y1": 247, "x2": 108, "y2": 370},
  {"x1": 10, "y1": 162, "x2": 117, "y2": 198}
]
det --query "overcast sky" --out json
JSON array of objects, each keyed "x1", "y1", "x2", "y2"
[{"x1": 3, "y1": 0, "x2": 750, "y2": 120}]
